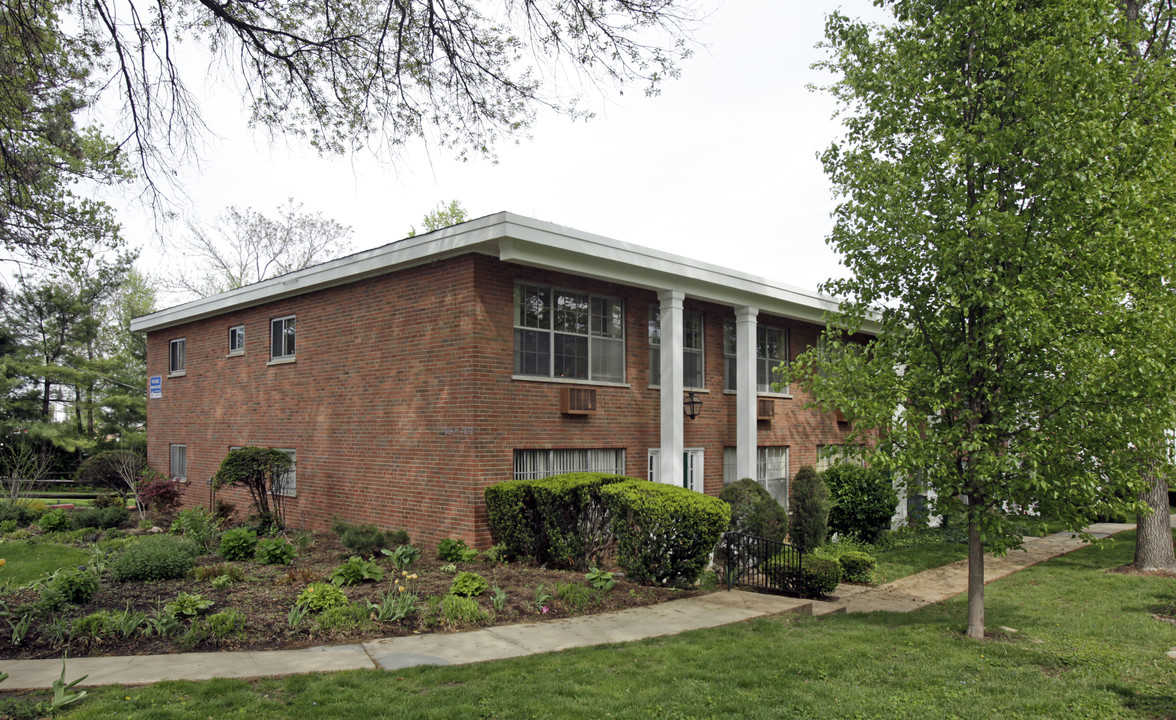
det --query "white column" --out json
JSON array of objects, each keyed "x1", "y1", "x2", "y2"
[
  {"x1": 659, "y1": 290, "x2": 684, "y2": 486},
  {"x1": 736, "y1": 306, "x2": 758, "y2": 482}
]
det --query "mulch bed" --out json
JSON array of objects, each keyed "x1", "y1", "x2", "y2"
[{"x1": 0, "y1": 531, "x2": 703, "y2": 660}]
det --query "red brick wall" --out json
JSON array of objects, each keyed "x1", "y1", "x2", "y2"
[{"x1": 145, "y1": 254, "x2": 856, "y2": 547}]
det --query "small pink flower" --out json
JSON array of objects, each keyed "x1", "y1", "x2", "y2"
[{"x1": 541, "y1": 605, "x2": 549, "y2": 614}]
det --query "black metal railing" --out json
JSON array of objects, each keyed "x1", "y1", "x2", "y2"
[{"x1": 719, "y1": 532, "x2": 804, "y2": 597}]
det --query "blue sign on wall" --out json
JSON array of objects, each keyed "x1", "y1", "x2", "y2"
[{"x1": 149, "y1": 375, "x2": 162, "y2": 399}]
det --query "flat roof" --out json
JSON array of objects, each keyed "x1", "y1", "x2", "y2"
[{"x1": 131, "y1": 212, "x2": 861, "y2": 333}]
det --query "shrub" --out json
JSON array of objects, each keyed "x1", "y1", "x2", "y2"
[
  {"x1": 484, "y1": 473, "x2": 629, "y2": 569},
  {"x1": 449, "y1": 570, "x2": 488, "y2": 597},
  {"x1": 138, "y1": 474, "x2": 181, "y2": 516},
  {"x1": 170, "y1": 507, "x2": 221, "y2": 552},
  {"x1": 38, "y1": 508, "x2": 71, "y2": 533},
  {"x1": 296, "y1": 582, "x2": 349, "y2": 613},
  {"x1": 437, "y1": 537, "x2": 477, "y2": 562},
  {"x1": 75, "y1": 450, "x2": 145, "y2": 491},
  {"x1": 219, "y1": 528, "x2": 258, "y2": 561},
  {"x1": 330, "y1": 517, "x2": 397, "y2": 556},
  {"x1": 91, "y1": 493, "x2": 125, "y2": 509},
  {"x1": 799, "y1": 556, "x2": 842, "y2": 597},
  {"x1": 838, "y1": 550, "x2": 876, "y2": 583},
  {"x1": 789, "y1": 466, "x2": 829, "y2": 551},
  {"x1": 72, "y1": 506, "x2": 130, "y2": 531},
  {"x1": 0, "y1": 502, "x2": 38, "y2": 527},
  {"x1": 719, "y1": 478, "x2": 788, "y2": 542},
  {"x1": 387, "y1": 529, "x2": 410, "y2": 546},
  {"x1": 111, "y1": 535, "x2": 199, "y2": 581},
  {"x1": 822, "y1": 464, "x2": 898, "y2": 543},
  {"x1": 256, "y1": 537, "x2": 296, "y2": 565},
  {"x1": 193, "y1": 562, "x2": 246, "y2": 583},
  {"x1": 212, "y1": 447, "x2": 294, "y2": 532},
  {"x1": 330, "y1": 556, "x2": 384, "y2": 586},
  {"x1": 48, "y1": 568, "x2": 100, "y2": 604},
  {"x1": 600, "y1": 480, "x2": 729, "y2": 587}
]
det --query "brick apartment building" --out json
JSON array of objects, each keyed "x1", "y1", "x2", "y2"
[{"x1": 130, "y1": 212, "x2": 870, "y2": 547}]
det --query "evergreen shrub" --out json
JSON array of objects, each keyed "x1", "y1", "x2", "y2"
[
  {"x1": 799, "y1": 556, "x2": 842, "y2": 596},
  {"x1": 822, "y1": 464, "x2": 898, "y2": 543},
  {"x1": 71, "y1": 506, "x2": 129, "y2": 530},
  {"x1": 330, "y1": 517, "x2": 398, "y2": 557},
  {"x1": 789, "y1": 466, "x2": 829, "y2": 551},
  {"x1": 600, "y1": 480, "x2": 729, "y2": 587},
  {"x1": 718, "y1": 478, "x2": 788, "y2": 541},
  {"x1": 838, "y1": 550, "x2": 876, "y2": 583}
]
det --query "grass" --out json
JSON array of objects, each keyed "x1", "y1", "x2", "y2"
[
  {"x1": 0, "y1": 541, "x2": 91, "y2": 587},
  {"x1": 26, "y1": 530, "x2": 1174, "y2": 720},
  {"x1": 873, "y1": 541, "x2": 968, "y2": 584}
]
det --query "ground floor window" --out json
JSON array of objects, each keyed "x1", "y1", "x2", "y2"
[
  {"x1": 647, "y1": 448, "x2": 704, "y2": 493},
  {"x1": 722, "y1": 446, "x2": 788, "y2": 485},
  {"x1": 512, "y1": 449, "x2": 625, "y2": 480},
  {"x1": 274, "y1": 449, "x2": 297, "y2": 497},
  {"x1": 170, "y1": 444, "x2": 187, "y2": 481}
]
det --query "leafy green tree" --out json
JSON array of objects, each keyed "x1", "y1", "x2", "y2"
[
  {"x1": 802, "y1": 0, "x2": 1176, "y2": 639},
  {"x1": 408, "y1": 200, "x2": 469, "y2": 237},
  {"x1": 0, "y1": 0, "x2": 127, "y2": 270}
]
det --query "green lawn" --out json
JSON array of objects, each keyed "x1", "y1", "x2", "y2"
[
  {"x1": 0, "y1": 541, "x2": 91, "y2": 587},
  {"x1": 26, "y1": 530, "x2": 1173, "y2": 720},
  {"x1": 873, "y1": 541, "x2": 969, "y2": 584}
]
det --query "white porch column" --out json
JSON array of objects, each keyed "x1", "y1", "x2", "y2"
[
  {"x1": 736, "y1": 306, "x2": 759, "y2": 482},
  {"x1": 659, "y1": 290, "x2": 685, "y2": 486}
]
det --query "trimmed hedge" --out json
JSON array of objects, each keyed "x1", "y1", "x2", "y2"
[
  {"x1": 600, "y1": 480, "x2": 729, "y2": 587},
  {"x1": 71, "y1": 506, "x2": 129, "y2": 530},
  {"x1": 800, "y1": 556, "x2": 842, "y2": 597},
  {"x1": 484, "y1": 473, "x2": 629, "y2": 570},
  {"x1": 838, "y1": 550, "x2": 876, "y2": 583}
]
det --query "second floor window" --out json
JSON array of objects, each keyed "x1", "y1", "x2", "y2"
[
  {"x1": 649, "y1": 307, "x2": 704, "y2": 388},
  {"x1": 169, "y1": 338, "x2": 186, "y2": 374},
  {"x1": 513, "y1": 283, "x2": 624, "y2": 382},
  {"x1": 723, "y1": 320, "x2": 789, "y2": 393},
  {"x1": 271, "y1": 316, "x2": 296, "y2": 360}
]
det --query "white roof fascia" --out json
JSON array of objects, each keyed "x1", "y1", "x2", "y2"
[{"x1": 132, "y1": 211, "x2": 875, "y2": 335}]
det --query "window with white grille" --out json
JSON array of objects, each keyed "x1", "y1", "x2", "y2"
[
  {"x1": 512, "y1": 449, "x2": 625, "y2": 480},
  {"x1": 170, "y1": 444, "x2": 187, "y2": 481}
]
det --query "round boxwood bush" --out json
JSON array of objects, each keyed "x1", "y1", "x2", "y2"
[
  {"x1": 719, "y1": 478, "x2": 788, "y2": 541},
  {"x1": 822, "y1": 464, "x2": 898, "y2": 543},
  {"x1": 838, "y1": 550, "x2": 876, "y2": 584},
  {"x1": 800, "y1": 556, "x2": 842, "y2": 597},
  {"x1": 111, "y1": 535, "x2": 199, "y2": 582}
]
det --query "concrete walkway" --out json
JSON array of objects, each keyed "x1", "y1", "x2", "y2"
[{"x1": 0, "y1": 521, "x2": 1145, "y2": 690}]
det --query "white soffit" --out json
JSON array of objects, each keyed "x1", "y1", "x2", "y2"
[{"x1": 131, "y1": 212, "x2": 858, "y2": 333}]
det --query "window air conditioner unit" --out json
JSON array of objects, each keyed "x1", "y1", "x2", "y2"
[
  {"x1": 560, "y1": 387, "x2": 597, "y2": 415},
  {"x1": 757, "y1": 398, "x2": 775, "y2": 421}
]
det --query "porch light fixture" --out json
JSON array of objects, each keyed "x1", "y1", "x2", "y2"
[{"x1": 684, "y1": 391, "x2": 703, "y2": 420}]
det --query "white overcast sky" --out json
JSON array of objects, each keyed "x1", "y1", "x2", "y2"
[{"x1": 126, "y1": 0, "x2": 886, "y2": 302}]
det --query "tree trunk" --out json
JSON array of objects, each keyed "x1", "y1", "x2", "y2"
[
  {"x1": 1134, "y1": 468, "x2": 1176, "y2": 572},
  {"x1": 966, "y1": 511, "x2": 985, "y2": 640}
]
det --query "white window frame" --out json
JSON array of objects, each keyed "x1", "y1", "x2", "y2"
[
  {"x1": 170, "y1": 444, "x2": 187, "y2": 481},
  {"x1": 512, "y1": 449, "x2": 626, "y2": 480},
  {"x1": 723, "y1": 446, "x2": 789, "y2": 484},
  {"x1": 270, "y1": 316, "x2": 296, "y2": 362},
  {"x1": 169, "y1": 338, "x2": 186, "y2": 375},
  {"x1": 757, "y1": 325, "x2": 789, "y2": 394},
  {"x1": 512, "y1": 283, "x2": 625, "y2": 383},
  {"x1": 228, "y1": 326, "x2": 245, "y2": 356},
  {"x1": 649, "y1": 307, "x2": 705, "y2": 389},
  {"x1": 817, "y1": 445, "x2": 866, "y2": 472},
  {"x1": 648, "y1": 448, "x2": 705, "y2": 493}
]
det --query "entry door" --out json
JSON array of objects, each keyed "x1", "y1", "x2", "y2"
[{"x1": 647, "y1": 448, "x2": 704, "y2": 493}]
